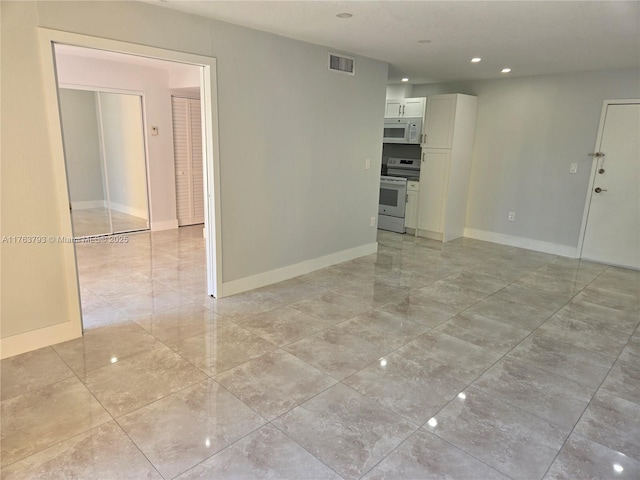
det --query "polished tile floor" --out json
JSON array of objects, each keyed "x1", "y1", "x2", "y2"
[{"x1": 1, "y1": 227, "x2": 639, "y2": 479}]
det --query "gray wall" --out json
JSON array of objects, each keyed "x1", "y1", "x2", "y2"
[
  {"x1": 1, "y1": 0, "x2": 387, "y2": 339},
  {"x1": 58, "y1": 89, "x2": 105, "y2": 205},
  {"x1": 209, "y1": 20, "x2": 387, "y2": 281},
  {"x1": 413, "y1": 69, "x2": 640, "y2": 248}
]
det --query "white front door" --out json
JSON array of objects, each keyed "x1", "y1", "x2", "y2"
[{"x1": 581, "y1": 102, "x2": 640, "y2": 269}]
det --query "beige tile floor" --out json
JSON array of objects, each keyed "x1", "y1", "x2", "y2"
[{"x1": 1, "y1": 226, "x2": 639, "y2": 479}]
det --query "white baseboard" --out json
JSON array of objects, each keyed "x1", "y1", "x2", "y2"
[
  {"x1": 464, "y1": 228, "x2": 578, "y2": 258},
  {"x1": 221, "y1": 242, "x2": 379, "y2": 297},
  {"x1": 1, "y1": 321, "x2": 82, "y2": 359},
  {"x1": 72, "y1": 200, "x2": 106, "y2": 210},
  {"x1": 109, "y1": 202, "x2": 148, "y2": 219},
  {"x1": 151, "y1": 219, "x2": 179, "y2": 231},
  {"x1": 415, "y1": 229, "x2": 444, "y2": 242}
]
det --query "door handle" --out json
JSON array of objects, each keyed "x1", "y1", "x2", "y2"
[{"x1": 594, "y1": 187, "x2": 607, "y2": 193}]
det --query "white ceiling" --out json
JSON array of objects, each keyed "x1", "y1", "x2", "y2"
[{"x1": 148, "y1": 0, "x2": 640, "y2": 84}]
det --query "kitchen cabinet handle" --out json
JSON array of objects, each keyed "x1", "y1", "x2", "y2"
[{"x1": 398, "y1": 105, "x2": 402, "y2": 115}]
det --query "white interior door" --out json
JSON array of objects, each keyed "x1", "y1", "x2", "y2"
[
  {"x1": 172, "y1": 96, "x2": 205, "y2": 226},
  {"x1": 581, "y1": 103, "x2": 640, "y2": 269}
]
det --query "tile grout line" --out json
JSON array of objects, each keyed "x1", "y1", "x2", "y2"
[{"x1": 540, "y1": 316, "x2": 640, "y2": 479}]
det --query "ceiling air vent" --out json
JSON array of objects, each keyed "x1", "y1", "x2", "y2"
[{"x1": 328, "y1": 53, "x2": 355, "y2": 76}]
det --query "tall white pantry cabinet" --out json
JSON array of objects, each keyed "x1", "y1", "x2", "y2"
[{"x1": 402, "y1": 94, "x2": 478, "y2": 241}]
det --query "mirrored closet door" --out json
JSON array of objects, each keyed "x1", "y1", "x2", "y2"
[{"x1": 58, "y1": 88, "x2": 150, "y2": 237}]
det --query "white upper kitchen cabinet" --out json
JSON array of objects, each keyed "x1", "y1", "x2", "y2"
[
  {"x1": 385, "y1": 97, "x2": 426, "y2": 118},
  {"x1": 417, "y1": 94, "x2": 478, "y2": 241},
  {"x1": 423, "y1": 94, "x2": 458, "y2": 148}
]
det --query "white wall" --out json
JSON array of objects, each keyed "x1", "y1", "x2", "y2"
[
  {"x1": 55, "y1": 53, "x2": 177, "y2": 229},
  {"x1": 0, "y1": 1, "x2": 387, "y2": 348},
  {"x1": 412, "y1": 69, "x2": 640, "y2": 251},
  {"x1": 58, "y1": 88, "x2": 105, "y2": 206}
]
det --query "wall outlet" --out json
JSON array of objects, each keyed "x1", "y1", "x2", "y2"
[
  {"x1": 569, "y1": 163, "x2": 578, "y2": 174},
  {"x1": 370, "y1": 216, "x2": 376, "y2": 227},
  {"x1": 508, "y1": 212, "x2": 516, "y2": 221},
  {"x1": 365, "y1": 158, "x2": 371, "y2": 170}
]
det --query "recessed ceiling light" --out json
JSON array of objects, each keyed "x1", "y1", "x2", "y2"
[
  {"x1": 401, "y1": 78, "x2": 409, "y2": 82},
  {"x1": 417, "y1": 39, "x2": 432, "y2": 44},
  {"x1": 471, "y1": 57, "x2": 482, "y2": 63},
  {"x1": 336, "y1": 13, "x2": 353, "y2": 18},
  {"x1": 501, "y1": 68, "x2": 512, "y2": 73}
]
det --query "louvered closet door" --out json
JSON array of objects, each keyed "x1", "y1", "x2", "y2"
[{"x1": 172, "y1": 97, "x2": 204, "y2": 226}]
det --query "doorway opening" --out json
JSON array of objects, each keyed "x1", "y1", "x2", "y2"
[{"x1": 39, "y1": 29, "x2": 222, "y2": 340}]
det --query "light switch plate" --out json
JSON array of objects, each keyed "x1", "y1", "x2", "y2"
[{"x1": 570, "y1": 163, "x2": 578, "y2": 173}]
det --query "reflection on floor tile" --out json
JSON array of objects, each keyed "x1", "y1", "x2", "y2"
[
  {"x1": 118, "y1": 379, "x2": 266, "y2": 479},
  {"x1": 84, "y1": 346, "x2": 208, "y2": 417},
  {"x1": 544, "y1": 433, "x2": 640, "y2": 480},
  {"x1": 133, "y1": 302, "x2": 221, "y2": 345},
  {"x1": 574, "y1": 392, "x2": 640, "y2": 461},
  {"x1": 3, "y1": 226, "x2": 639, "y2": 478},
  {"x1": 52, "y1": 321, "x2": 163, "y2": 377},
  {"x1": 344, "y1": 352, "x2": 465, "y2": 425},
  {"x1": 170, "y1": 323, "x2": 278, "y2": 376},
  {"x1": 177, "y1": 425, "x2": 341, "y2": 479},
  {"x1": 426, "y1": 387, "x2": 569, "y2": 479}
]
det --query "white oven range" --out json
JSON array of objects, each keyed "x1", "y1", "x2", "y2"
[{"x1": 378, "y1": 157, "x2": 420, "y2": 234}]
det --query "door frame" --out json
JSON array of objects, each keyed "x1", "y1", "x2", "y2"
[
  {"x1": 577, "y1": 99, "x2": 640, "y2": 260},
  {"x1": 38, "y1": 28, "x2": 223, "y2": 341}
]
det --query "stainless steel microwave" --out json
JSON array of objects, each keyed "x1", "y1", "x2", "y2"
[{"x1": 383, "y1": 117, "x2": 422, "y2": 144}]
